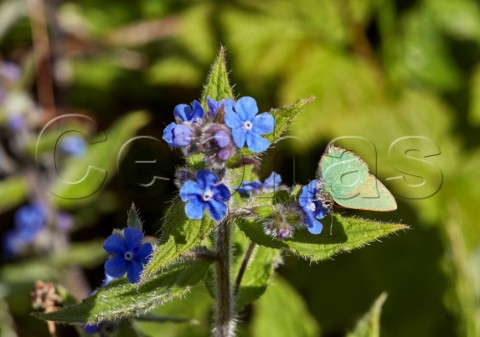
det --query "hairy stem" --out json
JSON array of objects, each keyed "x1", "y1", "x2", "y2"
[
  {"x1": 214, "y1": 218, "x2": 235, "y2": 337},
  {"x1": 234, "y1": 242, "x2": 256, "y2": 296}
]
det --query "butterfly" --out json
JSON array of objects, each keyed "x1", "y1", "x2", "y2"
[{"x1": 317, "y1": 145, "x2": 397, "y2": 211}]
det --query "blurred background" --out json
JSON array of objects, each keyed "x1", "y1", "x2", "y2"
[{"x1": 1, "y1": 0, "x2": 480, "y2": 336}]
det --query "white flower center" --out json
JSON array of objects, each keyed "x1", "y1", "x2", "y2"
[
  {"x1": 203, "y1": 189, "x2": 213, "y2": 201},
  {"x1": 124, "y1": 251, "x2": 133, "y2": 261},
  {"x1": 243, "y1": 121, "x2": 253, "y2": 130}
]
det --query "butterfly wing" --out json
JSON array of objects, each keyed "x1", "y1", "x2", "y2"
[
  {"x1": 319, "y1": 145, "x2": 397, "y2": 211},
  {"x1": 332, "y1": 174, "x2": 397, "y2": 211},
  {"x1": 319, "y1": 145, "x2": 369, "y2": 200}
]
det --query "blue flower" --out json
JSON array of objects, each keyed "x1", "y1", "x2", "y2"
[
  {"x1": 174, "y1": 100, "x2": 204, "y2": 123},
  {"x1": 237, "y1": 172, "x2": 282, "y2": 194},
  {"x1": 59, "y1": 135, "x2": 86, "y2": 156},
  {"x1": 224, "y1": 96, "x2": 274, "y2": 153},
  {"x1": 14, "y1": 203, "x2": 47, "y2": 241},
  {"x1": 299, "y1": 180, "x2": 329, "y2": 234},
  {"x1": 163, "y1": 122, "x2": 193, "y2": 147},
  {"x1": 237, "y1": 180, "x2": 263, "y2": 194},
  {"x1": 180, "y1": 170, "x2": 231, "y2": 221},
  {"x1": 103, "y1": 228, "x2": 153, "y2": 284},
  {"x1": 2, "y1": 203, "x2": 47, "y2": 258},
  {"x1": 207, "y1": 96, "x2": 234, "y2": 119},
  {"x1": 83, "y1": 323, "x2": 101, "y2": 334},
  {"x1": 262, "y1": 172, "x2": 282, "y2": 190}
]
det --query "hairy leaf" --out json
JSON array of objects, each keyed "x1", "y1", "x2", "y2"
[
  {"x1": 200, "y1": 46, "x2": 234, "y2": 105},
  {"x1": 36, "y1": 260, "x2": 211, "y2": 324},
  {"x1": 141, "y1": 197, "x2": 216, "y2": 281},
  {"x1": 127, "y1": 203, "x2": 143, "y2": 230},
  {"x1": 266, "y1": 96, "x2": 315, "y2": 143},
  {"x1": 238, "y1": 214, "x2": 408, "y2": 261},
  {"x1": 347, "y1": 293, "x2": 388, "y2": 337}
]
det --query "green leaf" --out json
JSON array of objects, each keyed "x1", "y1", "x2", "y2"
[
  {"x1": 36, "y1": 260, "x2": 211, "y2": 324},
  {"x1": 265, "y1": 96, "x2": 315, "y2": 143},
  {"x1": 0, "y1": 175, "x2": 28, "y2": 212},
  {"x1": 127, "y1": 203, "x2": 143, "y2": 230},
  {"x1": 50, "y1": 111, "x2": 150, "y2": 208},
  {"x1": 200, "y1": 46, "x2": 234, "y2": 105},
  {"x1": 141, "y1": 197, "x2": 216, "y2": 281},
  {"x1": 238, "y1": 214, "x2": 409, "y2": 262},
  {"x1": 236, "y1": 243, "x2": 281, "y2": 309},
  {"x1": 346, "y1": 293, "x2": 388, "y2": 337},
  {"x1": 251, "y1": 276, "x2": 319, "y2": 337}
]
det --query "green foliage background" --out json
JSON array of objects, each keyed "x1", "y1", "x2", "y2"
[{"x1": 1, "y1": 0, "x2": 480, "y2": 336}]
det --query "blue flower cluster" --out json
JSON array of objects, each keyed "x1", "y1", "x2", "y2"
[
  {"x1": 2, "y1": 203, "x2": 47, "y2": 258},
  {"x1": 237, "y1": 172, "x2": 282, "y2": 195},
  {"x1": 298, "y1": 180, "x2": 330, "y2": 234},
  {"x1": 103, "y1": 227, "x2": 153, "y2": 283},
  {"x1": 163, "y1": 96, "x2": 274, "y2": 167}
]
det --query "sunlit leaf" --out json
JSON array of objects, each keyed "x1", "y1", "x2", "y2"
[
  {"x1": 238, "y1": 214, "x2": 409, "y2": 262},
  {"x1": 36, "y1": 260, "x2": 211, "y2": 324},
  {"x1": 200, "y1": 46, "x2": 234, "y2": 105},
  {"x1": 141, "y1": 197, "x2": 216, "y2": 282}
]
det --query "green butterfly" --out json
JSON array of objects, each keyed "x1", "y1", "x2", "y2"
[{"x1": 317, "y1": 145, "x2": 397, "y2": 211}]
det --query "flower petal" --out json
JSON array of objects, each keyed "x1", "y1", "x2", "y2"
[
  {"x1": 104, "y1": 256, "x2": 128, "y2": 278},
  {"x1": 127, "y1": 261, "x2": 144, "y2": 283},
  {"x1": 174, "y1": 104, "x2": 192, "y2": 122},
  {"x1": 162, "y1": 122, "x2": 176, "y2": 146},
  {"x1": 224, "y1": 110, "x2": 242, "y2": 128},
  {"x1": 237, "y1": 180, "x2": 262, "y2": 194},
  {"x1": 207, "y1": 96, "x2": 218, "y2": 118},
  {"x1": 124, "y1": 227, "x2": 144, "y2": 251},
  {"x1": 196, "y1": 170, "x2": 218, "y2": 189},
  {"x1": 134, "y1": 242, "x2": 153, "y2": 264},
  {"x1": 191, "y1": 100, "x2": 205, "y2": 120},
  {"x1": 314, "y1": 203, "x2": 329, "y2": 219},
  {"x1": 214, "y1": 130, "x2": 231, "y2": 148},
  {"x1": 246, "y1": 132, "x2": 270, "y2": 153},
  {"x1": 253, "y1": 112, "x2": 274, "y2": 135},
  {"x1": 206, "y1": 199, "x2": 227, "y2": 221},
  {"x1": 185, "y1": 199, "x2": 207, "y2": 219},
  {"x1": 172, "y1": 124, "x2": 192, "y2": 147},
  {"x1": 231, "y1": 127, "x2": 247, "y2": 148},
  {"x1": 212, "y1": 183, "x2": 231, "y2": 201},
  {"x1": 103, "y1": 234, "x2": 126, "y2": 255},
  {"x1": 304, "y1": 212, "x2": 323, "y2": 235},
  {"x1": 263, "y1": 172, "x2": 282, "y2": 189},
  {"x1": 235, "y1": 97, "x2": 258, "y2": 121},
  {"x1": 180, "y1": 181, "x2": 203, "y2": 201}
]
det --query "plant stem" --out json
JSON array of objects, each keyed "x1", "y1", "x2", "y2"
[
  {"x1": 214, "y1": 218, "x2": 235, "y2": 337},
  {"x1": 234, "y1": 242, "x2": 256, "y2": 296}
]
